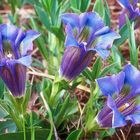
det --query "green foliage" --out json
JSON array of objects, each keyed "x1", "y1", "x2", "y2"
[
  {"x1": 94, "y1": 0, "x2": 110, "y2": 26},
  {"x1": 83, "y1": 57, "x2": 102, "y2": 81},
  {"x1": 114, "y1": 24, "x2": 129, "y2": 47},
  {"x1": 94, "y1": 0, "x2": 105, "y2": 19},
  {"x1": 0, "y1": 129, "x2": 52, "y2": 140},
  {"x1": 6, "y1": 0, "x2": 25, "y2": 15},
  {"x1": 126, "y1": 18, "x2": 139, "y2": 67},
  {"x1": 71, "y1": 0, "x2": 91, "y2": 13},
  {"x1": 66, "y1": 129, "x2": 83, "y2": 140},
  {"x1": 41, "y1": 77, "x2": 78, "y2": 127}
]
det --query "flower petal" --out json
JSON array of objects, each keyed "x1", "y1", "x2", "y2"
[
  {"x1": 96, "y1": 71, "x2": 125, "y2": 96},
  {"x1": 60, "y1": 46, "x2": 94, "y2": 80},
  {"x1": 15, "y1": 28, "x2": 25, "y2": 47},
  {"x1": 78, "y1": 12, "x2": 105, "y2": 43},
  {"x1": 20, "y1": 30, "x2": 40, "y2": 56},
  {"x1": 0, "y1": 62, "x2": 26, "y2": 97},
  {"x1": 118, "y1": 0, "x2": 132, "y2": 9},
  {"x1": 0, "y1": 33, "x2": 3, "y2": 56},
  {"x1": 14, "y1": 64, "x2": 27, "y2": 97},
  {"x1": 107, "y1": 96, "x2": 126, "y2": 128},
  {"x1": 94, "y1": 26, "x2": 110, "y2": 36},
  {"x1": 16, "y1": 55, "x2": 32, "y2": 67},
  {"x1": 61, "y1": 13, "x2": 79, "y2": 28},
  {"x1": 119, "y1": 9, "x2": 128, "y2": 29},
  {"x1": 65, "y1": 24, "x2": 79, "y2": 47},
  {"x1": 88, "y1": 30, "x2": 120, "y2": 59},
  {"x1": 94, "y1": 30, "x2": 120, "y2": 50},
  {"x1": 89, "y1": 47, "x2": 110, "y2": 59},
  {"x1": 79, "y1": 12, "x2": 104, "y2": 33},
  {"x1": 0, "y1": 24, "x2": 19, "y2": 42},
  {"x1": 126, "y1": 114, "x2": 140, "y2": 124},
  {"x1": 123, "y1": 64, "x2": 140, "y2": 90}
]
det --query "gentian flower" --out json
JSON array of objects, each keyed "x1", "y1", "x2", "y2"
[
  {"x1": 96, "y1": 64, "x2": 140, "y2": 128},
  {"x1": 118, "y1": 0, "x2": 140, "y2": 29},
  {"x1": 0, "y1": 24, "x2": 40, "y2": 97},
  {"x1": 60, "y1": 12, "x2": 120, "y2": 80}
]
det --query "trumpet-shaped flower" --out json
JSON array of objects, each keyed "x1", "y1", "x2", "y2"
[
  {"x1": 0, "y1": 24, "x2": 40, "y2": 97},
  {"x1": 60, "y1": 12, "x2": 120, "y2": 80},
  {"x1": 96, "y1": 64, "x2": 140, "y2": 128},
  {"x1": 118, "y1": 0, "x2": 140, "y2": 29}
]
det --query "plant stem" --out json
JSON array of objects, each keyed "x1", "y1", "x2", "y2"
[{"x1": 40, "y1": 92, "x2": 58, "y2": 140}]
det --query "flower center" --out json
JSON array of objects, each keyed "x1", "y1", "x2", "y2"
[
  {"x1": 2, "y1": 40, "x2": 14, "y2": 59},
  {"x1": 79, "y1": 42, "x2": 87, "y2": 51},
  {"x1": 118, "y1": 103, "x2": 130, "y2": 112},
  {"x1": 137, "y1": 3, "x2": 140, "y2": 9},
  {"x1": 78, "y1": 27, "x2": 90, "y2": 43},
  {"x1": 6, "y1": 52, "x2": 13, "y2": 59}
]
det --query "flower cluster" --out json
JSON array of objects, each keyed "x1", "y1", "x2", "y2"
[
  {"x1": 60, "y1": 12, "x2": 120, "y2": 80},
  {"x1": 96, "y1": 64, "x2": 140, "y2": 128},
  {"x1": 0, "y1": 24, "x2": 40, "y2": 97}
]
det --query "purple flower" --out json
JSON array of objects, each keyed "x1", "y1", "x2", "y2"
[
  {"x1": 0, "y1": 24, "x2": 40, "y2": 97},
  {"x1": 60, "y1": 12, "x2": 120, "y2": 80},
  {"x1": 96, "y1": 64, "x2": 140, "y2": 128},
  {"x1": 118, "y1": 0, "x2": 140, "y2": 29}
]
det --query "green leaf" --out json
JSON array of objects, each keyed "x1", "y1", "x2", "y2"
[
  {"x1": 25, "y1": 0, "x2": 40, "y2": 5},
  {"x1": 0, "y1": 105, "x2": 8, "y2": 118},
  {"x1": 94, "y1": 0, "x2": 105, "y2": 19},
  {"x1": 83, "y1": 57, "x2": 102, "y2": 81},
  {"x1": 82, "y1": 68, "x2": 92, "y2": 81},
  {"x1": 80, "y1": 0, "x2": 91, "y2": 12},
  {"x1": 32, "y1": 58, "x2": 45, "y2": 69},
  {"x1": 0, "y1": 119, "x2": 16, "y2": 133},
  {"x1": 42, "y1": 78, "x2": 52, "y2": 100},
  {"x1": 71, "y1": 0, "x2": 81, "y2": 10},
  {"x1": 99, "y1": 63, "x2": 118, "y2": 77},
  {"x1": 55, "y1": 94, "x2": 70, "y2": 127},
  {"x1": 0, "y1": 129, "x2": 52, "y2": 140},
  {"x1": 41, "y1": 0, "x2": 51, "y2": 15},
  {"x1": 91, "y1": 57, "x2": 102, "y2": 80},
  {"x1": 126, "y1": 17, "x2": 138, "y2": 67},
  {"x1": 66, "y1": 129, "x2": 83, "y2": 140},
  {"x1": 50, "y1": 0, "x2": 58, "y2": 25},
  {"x1": 22, "y1": 85, "x2": 31, "y2": 113},
  {"x1": 0, "y1": 15, "x2": 3, "y2": 24},
  {"x1": 51, "y1": 26, "x2": 64, "y2": 40},
  {"x1": 0, "y1": 79, "x2": 4, "y2": 98},
  {"x1": 104, "y1": 0, "x2": 111, "y2": 26},
  {"x1": 71, "y1": 77, "x2": 83, "y2": 89},
  {"x1": 35, "y1": 5, "x2": 51, "y2": 31},
  {"x1": 30, "y1": 17, "x2": 49, "y2": 61},
  {"x1": 114, "y1": 24, "x2": 128, "y2": 47},
  {"x1": 111, "y1": 45, "x2": 123, "y2": 68}
]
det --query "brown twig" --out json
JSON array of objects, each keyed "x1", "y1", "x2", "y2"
[
  {"x1": 120, "y1": 129, "x2": 126, "y2": 140},
  {"x1": 115, "y1": 130, "x2": 122, "y2": 140},
  {"x1": 28, "y1": 71, "x2": 91, "y2": 93},
  {"x1": 126, "y1": 124, "x2": 133, "y2": 139}
]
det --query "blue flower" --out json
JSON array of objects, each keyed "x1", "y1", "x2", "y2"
[
  {"x1": 118, "y1": 0, "x2": 140, "y2": 29},
  {"x1": 96, "y1": 64, "x2": 140, "y2": 128},
  {"x1": 60, "y1": 12, "x2": 120, "y2": 80},
  {"x1": 0, "y1": 24, "x2": 40, "y2": 97}
]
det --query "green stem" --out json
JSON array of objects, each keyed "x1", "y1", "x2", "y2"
[
  {"x1": 16, "y1": 97, "x2": 27, "y2": 139},
  {"x1": 85, "y1": 117, "x2": 99, "y2": 133},
  {"x1": 84, "y1": 82, "x2": 99, "y2": 132},
  {"x1": 30, "y1": 111, "x2": 35, "y2": 140},
  {"x1": 40, "y1": 92, "x2": 58, "y2": 140},
  {"x1": 22, "y1": 106, "x2": 26, "y2": 140}
]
